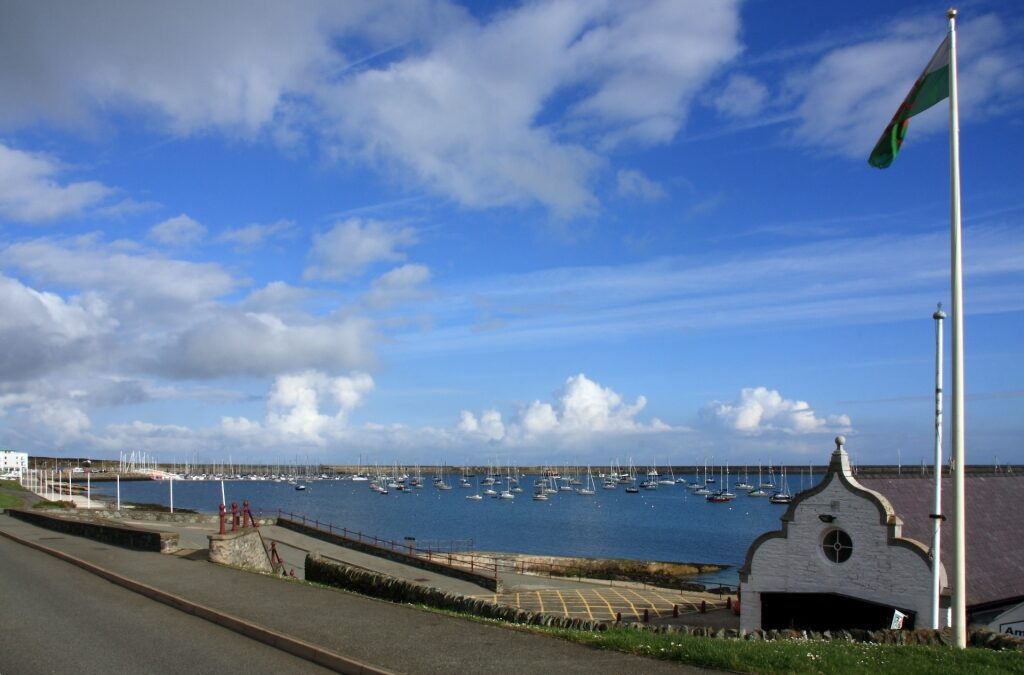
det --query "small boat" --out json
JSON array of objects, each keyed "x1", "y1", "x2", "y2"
[
  {"x1": 466, "y1": 493, "x2": 483, "y2": 501},
  {"x1": 295, "y1": 484, "x2": 306, "y2": 491},
  {"x1": 576, "y1": 467, "x2": 597, "y2": 496}
]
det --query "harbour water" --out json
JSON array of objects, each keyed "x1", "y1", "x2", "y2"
[{"x1": 93, "y1": 473, "x2": 822, "y2": 586}]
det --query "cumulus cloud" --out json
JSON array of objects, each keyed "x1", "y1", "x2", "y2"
[
  {"x1": 322, "y1": 1, "x2": 741, "y2": 216},
  {"x1": 711, "y1": 73, "x2": 769, "y2": 119},
  {"x1": 0, "y1": 273, "x2": 114, "y2": 380},
  {"x1": 459, "y1": 373, "x2": 667, "y2": 443},
  {"x1": 2, "y1": 236, "x2": 238, "y2": 321},
  {"x1": 364, "y1": 263, "x2": 432, "y2": 309},
  {"x1": 223, "y1": 371, "x2": 374, "y2": 444},
  {"x1": 0, "y1": 143, "x2": 114, "y2": 223},
  {"x1": 217, "y1": 218, "x2": 295, "y2": 249},
  {"x1": 163, "y1": 312, "x2": 375, "y2": 379},
  {"x1": 305, "y1": 219, "x2": 417, "y2": 281},
  {"x1": 700, "y1": 386, "x2": 851, "y2": 435},
  {"x1": 615, "y1": 169, "x2": 666, "y2": 201},
  {"x1": 457, "y1": 409, "x2": 506, "y2": 441},
  {"x1": 149, "y1": 213, "x2": 207, "y2": 246}
]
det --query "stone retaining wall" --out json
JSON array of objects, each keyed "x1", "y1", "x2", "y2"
[
  {"x1": 208, "y1": 528, "x2": 273, "y2": 573},
  {"x1": 90, "y1": 509, "x2": 276, "y2": 527},
  {"x1": 305, "y1": 554, "x2": 1024, "y2": 651},
  {"x1": 9, "y1": 508, "x2": 178, "y2": 553},
  {"x1": 280, "y1": 517, "x2": 500, "y2": 591}
]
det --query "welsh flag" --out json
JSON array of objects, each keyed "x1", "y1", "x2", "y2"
[{"x1": 868, "y1": 35, "x2": 951, "y2": 168}]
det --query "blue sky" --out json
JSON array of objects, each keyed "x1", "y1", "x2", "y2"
[{"x1": 1, "y1": 0, "x2": 1022, "y2": 468}]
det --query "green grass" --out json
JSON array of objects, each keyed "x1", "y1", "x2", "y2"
[
  {"x1": 0, "y1": 479, "x2": 29, "y2": 509},
  {"x1": 537, "y1": 626, "x2": 1024, "y2": 673}
]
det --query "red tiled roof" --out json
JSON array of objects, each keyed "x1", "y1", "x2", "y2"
[{"x1": 858, "y1": 474, "x2": 1024, "y2": 608}]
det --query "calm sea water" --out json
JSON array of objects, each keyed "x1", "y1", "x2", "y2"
[{"x1": 92, "y1": 474, "x2": 821, "y2": 585}]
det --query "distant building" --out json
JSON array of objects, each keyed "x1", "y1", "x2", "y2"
[
  {"x1": 740, "y1": 437, "x2": 1024, "y2": 635},
  {"x1": 1, "y1": 450, "x2": 29, "y2": 479}
]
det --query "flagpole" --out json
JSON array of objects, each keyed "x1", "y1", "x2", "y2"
[
  {"x1": 932, "y1": 303, "x2": 945, "y2": 629},
  {"x1": 946, "y1": 7, "x2": 967, "y2": 650}
]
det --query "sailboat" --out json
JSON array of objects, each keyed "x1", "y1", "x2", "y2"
[
  {"x1": 576, "y1": 467, "x2": 596, "y2": 495},
  {"x1": 734, "y1": 465, "x2": 753, "y2": 491},
  {"x1": 769, "y1": 467, "x2": 793, "y2": 504},
  {"x1": 706, "y1": 464, "x2": 736, "y2": 502},
  {"x1": 747, "y1": 464, "x2": 769, "y2": 497}
]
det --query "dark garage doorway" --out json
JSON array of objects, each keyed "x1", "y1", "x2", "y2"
[{"x1": 760, "y1": 592, "x2": 915, "y2": 631}]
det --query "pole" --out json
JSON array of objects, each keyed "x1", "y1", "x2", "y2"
[
  {"x1": 947, "y1": 8, "x2": 967, "y2": 649},
  {"x1": 932, "y1": 304, "x2": 946, "y2": 628},
  {"x1": 169, "y1": 476, "x2": 174, "y2": 514},
  {"x1": 87, "y1": 470, "x2": 91, "y2": 508},
  {"x1": 117, "y1": 474, "x2": 121, "y2": 511}
]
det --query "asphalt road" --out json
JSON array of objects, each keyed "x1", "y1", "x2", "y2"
[{"x1": 0, "y1": 535, "x2": 335, "y2": 675}]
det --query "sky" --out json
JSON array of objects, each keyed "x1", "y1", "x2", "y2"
[{"x1": 1, "y1": 0, "x2": 1022, "y2": 469}]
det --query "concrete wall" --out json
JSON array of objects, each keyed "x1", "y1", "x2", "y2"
[
  {"x1": 278, "y1": 517, "x2": 500, "y2": 591},
  {"x1": 741, "y1": 447, "x2": 941, "y2": 633},
  {"x1": 8, "y1": 508, "x2": 178, "y2": 553}
]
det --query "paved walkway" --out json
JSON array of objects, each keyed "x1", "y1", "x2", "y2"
[{"x1": 0, "y1": 512, "x2": 718, "y2": 674}]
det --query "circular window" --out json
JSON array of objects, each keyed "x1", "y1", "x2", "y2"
[{"x1": 822, "y1": 528, "x2": 853, "y2": 563}]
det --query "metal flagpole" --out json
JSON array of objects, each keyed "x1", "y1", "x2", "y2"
[
  {"x1": 946, "y1": 8, "x2": 967, "y2": 649},
  {"x1": 931, "y1": 303, "x2": 946, "y2": 629}
]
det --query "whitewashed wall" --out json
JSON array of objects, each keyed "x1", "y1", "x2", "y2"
[{"x1": 740, "y1": 448, "x2": 945, "y2": 633}]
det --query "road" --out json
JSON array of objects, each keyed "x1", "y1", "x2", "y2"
[{"x1": 0, "y1": 535, "x2": 335, "y2": 674}]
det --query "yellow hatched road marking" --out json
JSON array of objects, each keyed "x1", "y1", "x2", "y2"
[
  {"x1": 595, "y1": 590, "x2": 617, "y2": 620},
  {"x1": 610, "y1": 589, "x2": 640, "y2": 620},
  {"x1": 653, "y1": 592, "x2": 678, "y2": 609},
  {"x1": 516, "y1": 592, "x2": 521, "y2": 608},
  {"x1": 575, "y1": 590, "x2": 595, "y2": 620},
  {"x1": 536, "y1": 590, "x2": 545, "y2": 614},
  {"x1": 626, "y1": 589, "x2": 660, "y2": 617},
  {"x1": 555, "y1": 590, "x2": 569, "y2": 616}
]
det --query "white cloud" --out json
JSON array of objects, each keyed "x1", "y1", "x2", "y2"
[
  {"x1": 305, "y1": 218, "x2": 417, "y2": 281},
  {"x1": 364, "y1": 263, "x2": 432, "y2": 309},
  {"x1": 615, "y1": 168, "x2": 666, "y2": 201},
  {"x1": 787, "y1": 14, "x2": 1023, "y2": 158},
  {"x1": 711, "y1": 73, "x2": 768, "y2": 119},
  {"x1": 459, "y1": 373, "x2": 667, "y2": 444},
  {"x1": 0, "y1": 273, "x2": 114, "y2": 380},
  {"x1": 164, "y1": 312, "x2": 375, "y2": 379},
  {"x1": 149, "y1": 214, "x2": 207, "y2": 246},
  {"x1": 2, "y1": 236, "x2": 238, "y2": 323},
  {"x1": 217, "y1": 219, "x2": 295, "y2": 249},
  {"x1": 0, "y1": 143, "x2": 113, "y2": 223},
  {"x1": 457, "y1": 409, "x2": 505, "y2": 442},
  {"x1": 262, "y1": 371, "x2": 374, "y2": 444},
  {"x1": 700, "y1": 386, "x2": 851, "y2": 435},
  {"x1": 322, "y1": 1, "x2": 741, "y2": 216}
]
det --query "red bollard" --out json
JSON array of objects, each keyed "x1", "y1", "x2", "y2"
[
  {"x1": 615, "y1": 612, "x2": 622, "y2": 623},
  {"x1": 218, "y1": 503, "x2": 226, "y2": 535},
  {"x1": 726, "y1": 596, "x2": 732, "y2": 610},
  {"x1": 643, "y1": 608, "x2": 649, "y2": 623},
  {"x1": 289, "y1": 569, "x2": 295, "y2": 577},
  {"x1": 700, "y1": 600, "x2": 707, "y2": 614},
  {"x1": 242, "y1": 500, "x2": 251, "y2": 529},
  {"x1": 231, "y1": 501, "x2": 239, "y2": 531},
  {"x1": 673, "y1": 604, "x2": 679, "y2": 618}
]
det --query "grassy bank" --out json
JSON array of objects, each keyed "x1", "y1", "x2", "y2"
[
  {"x1": 545, "y1": 626, "x2": 1024, "y2": 673},
  {"x1": 0, "y1": 479, "x2": 29, "y2": 509}
]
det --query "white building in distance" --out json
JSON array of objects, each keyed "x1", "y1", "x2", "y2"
[{"x1": 1, "y1": 450, "x2": 29, "y2": 479}]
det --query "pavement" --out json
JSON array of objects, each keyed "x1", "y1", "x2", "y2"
[{"x1": 0, "y1": 509, "x2": 722, "y2": 674}]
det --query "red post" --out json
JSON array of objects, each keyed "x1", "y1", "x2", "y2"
[
  {"x1": 231, "y1": 501, "x2": 239, "y2": 532},
  {"x1": 700, "y1": 600, "x2": 706, "y2": 614},
  {"x1": 242, "y1": 500, "x2": 251, "y2": 528},
  {"x1": 673, "y1": 604, "x2": 679, "y2": 617},
  {"x1": 218, "y1": 503, "x2": 226, "y2": 535},
  {"x1": 726, "y1": 596, "x2": 732, "y2": 610},
  {"x1": 615, "y1": 612, "x2": 621, "y2": 623},
  {"x1": 643, "y1": 608, "x2": 649, "y2": 623}
]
